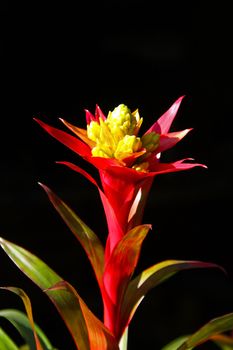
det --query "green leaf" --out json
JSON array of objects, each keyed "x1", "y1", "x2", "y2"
[
  {"x1": 38, "y1": 183, "x2": 104, "y2": 289},
  {"x1": 161, "y1": 336, "x2": 189, "y2": 350},
  {"x1": 0, "y1": 327, "x2": 19, "y2": 350},
  {"x1": 0, "y1": 309, "x2": 54, "y2": 350},
  {"x1": 177, "y1": 312, "x2": 233, "y2": 350},
  {"x1": 0, "y1": 237, "x2": 118, "y2": 350},
  {"x1": 0, "y1": 237, "x2": 62, "y2": 290},
  {"x1": 120, "y1": 260, "x2": 222, "y2": 337},
  {"x1": 0, "y1": 287, "x2": 45, "y2": 350}
]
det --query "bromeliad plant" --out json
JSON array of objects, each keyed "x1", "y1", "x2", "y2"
[{"x1": 1, "y1": 96, "x2": 233, "y2": 350}]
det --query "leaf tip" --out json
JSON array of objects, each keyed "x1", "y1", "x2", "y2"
[
  {"x1": 0, "y1": 236, "x2": 6, "y2": 246},
  {"x1": 37, "y1": 182, "x2": 49, "y2": 193}
]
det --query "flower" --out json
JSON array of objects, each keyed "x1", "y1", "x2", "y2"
[
  {"x1": 34, "y1": 96, "x2": 206, "y2": 339},
  {"x1": 34, "y1": 96, "x2": 205, "y2": 251}
]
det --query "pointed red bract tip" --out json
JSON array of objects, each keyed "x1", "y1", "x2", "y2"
[
  {"x1": 84, "y1": 109, "x2": 96, "y2": 124},
  {"x1": 95, "y1": 104, "x2": 106, "y2": 121},
  {"x1": 146, "y1": 95, "x2": 186, "y2": 135}
]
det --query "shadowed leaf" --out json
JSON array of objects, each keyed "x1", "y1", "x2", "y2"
[
  {"x1": 0, "y1": 237, "x2": 118, "y2": 350},
  {"x1": 120, "y1": 260, "x2": 223, "y2": 338},
  {"x1": 211, "y1": 334, "x2": 233, "y2": 350},
  {"x1": 0, "y1": 308, "x2": 54, "y2": 350},
  {"x1": 0, "y1": 237, "x2": 62, "y2": 289},
  {"x1": 177, "y1": 312, "x2": 233, "y2": 350},
  {"x1": 38, "y1": 183, "x2": 104, "y2": 289},
  {"x1": 161, "y1": 336, "x2": 189, "y2": 350},
  {"x1": 46, "y1": 281, "x2": 119, "y2": 350},
  {"x1": 0, "y1": 287, "x2": 44, "y2": 350}
]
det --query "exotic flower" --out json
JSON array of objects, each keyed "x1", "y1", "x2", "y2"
[
  {"x1": 34, "y1": 96, "x2": 207, "y2": 340},
  {"x1": 34, "y1": 96, "x2": 205, "y2": 252}
]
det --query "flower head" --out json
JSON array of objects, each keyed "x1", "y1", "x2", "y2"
[
  {"x1": 34, "y1": 96, "x2": 206, "y2": 254},
  {"x1": 86, "y1": 103, "x2": 159, "y2": 169}
]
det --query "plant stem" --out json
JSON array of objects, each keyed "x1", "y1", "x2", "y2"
[{"x1": 119, "y1": 327, "x2": 128, "y2": 350}]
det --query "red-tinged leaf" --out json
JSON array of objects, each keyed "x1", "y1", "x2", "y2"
[
  {"x1": 156, "y1": 129, "x2": 192, "y2": 154},
  {"x1": 33, "y1": 116, "x2": 118, "y2": 171},
  {"x1": 103, "y1": 225, "x2": 151, "y2": 338},
  {"x1": 56, "y1": 161, "x2": 98, "y2": 187},
  {"x1": 99, "y1": 158, "x2": 206, "y2": 183},
  {"x1": 59, "y1": 119, "x2": 96, "y2": 149},
  {"x1": 0, "y1": 287, "x2": 43, "y2": 350},
  {"x1": 177, "y1": 312, "x2": 233, "y2": 350},
  {"x1": 120, "y1": 260, "x2": 223, "y2": 339},
  {"x1": 0, "y1": 237, "x2": 89, "y2": 350},
  {"x1": 99, "y1": 163, "x2": 147, "y2": 182},
  {"x1": 0, "y1": 308, "x2": 54, "y2": 350},
  {"x1": 104, "y1": 224, "x2": 151, "y2": 304},
  {"x1": 145, "y1": 95, "x2": 185, "y2": 135},
  {"x1": 98, "y1": 189, "x2": 124, "y2": 257},
  {"x1": 46, "y1": 281, "x2": 119, "y2": 350},
  {"x1": 149, "y1": 158, "x2": 207, "y2": 174},
  {"x1": 56, "y1": 161, "x2": 124, "y2": 256},
  {"x1": 121, "y1": 149, "x2": 147, "y2": 167},
  {"x1": 33, "y1": 118, "x2": 91, "y2": 158},
  {"x1": 38, "y1": 183, "x2": 105, "y2": 290},
  {"x1": 211, "y1": 334, "x2": 233, "y2": 350},
  {"x1": 99, "y1": 169, "x2": 138, "y2": 240},
  {"x1": 0, "y1": 237, "x2": 62, "y2": 289}
]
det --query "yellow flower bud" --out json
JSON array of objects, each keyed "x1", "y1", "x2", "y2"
[
  {"x1": 87, "y1": 121, "x2": 101, "y2": 142},
  {"x1": 107, "y1": 104, "x2": 142, "y2": 139},
  {"x1": 114, "y1": 135, "x2": 142, "y2": 160},
  {"x1": 91, "y1": 145, "x2": 112, "y2": 158},
  {"x1": 86, "y1": 104, "x2": 159, "y2": 173},
  {"x1": 99, "y1": 118, "x2": 116, "y2": 150},
  {"x1": 141, "y1": 132, "x2": 160, "y2": 152}
]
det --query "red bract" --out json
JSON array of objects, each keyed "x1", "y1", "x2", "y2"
[{"x1": 34, "y1": 96, "x2": 206, "y2": 340}]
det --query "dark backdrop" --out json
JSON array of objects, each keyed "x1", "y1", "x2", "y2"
[{"x1": 1, "y1": 2, "x2": 233, "y2": 349}]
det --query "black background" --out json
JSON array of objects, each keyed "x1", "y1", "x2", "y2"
[{"x1": 0, "y1": 2, "x2": 233, "y2": 349}]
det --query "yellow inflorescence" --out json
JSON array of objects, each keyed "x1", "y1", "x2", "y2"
[{"x1": 87, "y1": 104, "x2": 160, "y2": 171}]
